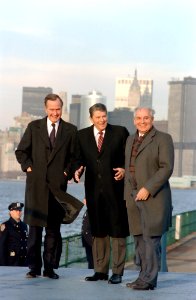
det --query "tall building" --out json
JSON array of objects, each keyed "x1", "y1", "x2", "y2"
[
  {"x1": 69, "y1": 94, "x2": 83, "y2": 128},
  {"x1": 168, "y1": 76, "x2": 196, "y2": 176},
  {"x1": 115, "y1": 70, "x2": 153, "y2": 110},
  {"x1": 58, "y1": 91, "x2": 69, "y2": 122},
  {"x1": 80, "y1": 90, "x2": 106, "y2": 129},
  {"x1": 0, "y1": 128, "x2": 22, "y2": 174},
  {"x1": 22, "y1": 87, "x2": 53, "y2": 117},
  {"x1": 108, "y1": 108, "x2": 135, "y2": 134}
]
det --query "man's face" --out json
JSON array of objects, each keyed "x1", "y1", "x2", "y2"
[
  {"x1": 45, "y1": 99, "x2": 62, "y2": 123},
  {"x1": 90, "y1": 110, "x2": 108, "y2": 131},
  {"x1": 134, "y1": 108, "x2": 153, "y2": 134},
  {"x1": 10, "y1": 209, "x2": 22, "y2": 222}
]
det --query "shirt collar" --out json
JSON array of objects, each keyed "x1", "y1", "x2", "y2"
[
  {"x1": 93, "y1": 126, "x2": 105, "y2": 136},
  {"x1": 47, "y1": 118, "x2": 60, "y2": 127}
]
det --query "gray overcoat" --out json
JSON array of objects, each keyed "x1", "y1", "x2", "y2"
[{"x1": 124, "y1": 127, "x2": 174, "y2": 236}]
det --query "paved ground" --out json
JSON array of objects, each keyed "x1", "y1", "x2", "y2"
[
  {"x1": 0, "y1": 232, "x2": 195, "y2": 300},
  {"x1": 167, "y1": 232, "x2": 196, "y2": 272},
  {"x1": 1, "y1": 267, "x2": 196, "y2": 300}
]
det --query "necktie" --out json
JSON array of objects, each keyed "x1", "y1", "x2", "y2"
[
  {"x1": 50, "y1": 123, "x2": 56, "y2": 148},
  {"x1": 98, "y1": 131, "x2": 104, "y2": 152}
]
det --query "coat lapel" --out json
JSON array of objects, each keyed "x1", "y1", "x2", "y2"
[
  {"x1": 87, "y1": 126, "x2": 100, "y2": 154},
  {"x1": 48, "y1": 119, "x2": 67, "y2": 162},
  {"x1": 125, "y1": 136, "x2": 134, "y2": 181},
  {"x1": 98, "y1": 124, "x2": 113, "y2": 155},
  {"x1": 39, "y1": 118, "x2": 50, "y2": 148},
  {"x1": 137, "y1": 127, "x2": 156, "y2": 156}
]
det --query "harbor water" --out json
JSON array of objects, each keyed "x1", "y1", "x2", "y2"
[{"x1": 1, "y1": 179, "x2": 196, "y2": 237}]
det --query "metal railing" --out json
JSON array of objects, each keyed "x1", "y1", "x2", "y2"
[{"x1": 58, "y1": 210, "x2": 196, "y2": 268}]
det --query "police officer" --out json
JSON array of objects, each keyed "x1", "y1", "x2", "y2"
[{"x1": 0, "y1": 202, "x2": 28, "y2": 266}]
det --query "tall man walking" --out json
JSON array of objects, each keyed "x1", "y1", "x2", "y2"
[
  {"x1": 15, "y1": 94, "x2": 83, "y2": 279},
  {"x1": 75, "y1": 103, "x2": 129, "y2": 284},
  {"x1": 124, "y1": 107, "x2": 174, "y2": 290}
]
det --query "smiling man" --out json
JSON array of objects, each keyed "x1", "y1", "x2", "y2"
[
  {"x1": 74, "y1": 103, "x2": 129, "y2": 284},
  {"x1": 124, "y1": 107, "x2": 174, "y2": 290},
  {"x1": 15, "y1": 94, "x2": 82, "y2": 279}
]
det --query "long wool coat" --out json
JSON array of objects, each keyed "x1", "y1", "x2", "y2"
[
  {"x1": 76, "y1": 124, "x2": 129, "y2": 237},
  {"x1": 124, "y1": 127, "x2": 174, "y2": 236},
  {"x1": 15, "y1": 117, "x2": 83, "y2": 227}
]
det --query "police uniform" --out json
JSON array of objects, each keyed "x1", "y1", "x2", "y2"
[{"x1": 0, "y1": 202, "x2": 28, "y2": 266}]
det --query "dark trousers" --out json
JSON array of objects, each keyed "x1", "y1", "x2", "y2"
[
  {"x1": 27, "y1": 192, "x2": 63, "y2": 273},
  {"x1": 134, "y1": 234, "x2": 161, "y2": 287},
  {"x1": 92, "y1": 236, "x2": 126, "y2": 275}
]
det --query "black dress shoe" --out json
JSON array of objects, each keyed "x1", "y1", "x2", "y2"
[
  {"x1": 126, "y1": 278, "x2": 142, "y2": 288},
  {"x1": 108, "y1": 274, "x2": 122, "y2": 284},
  {"x1": 43, "y1": 270, "x2": 59, "y2": 279},
  {"x1": 132, "y1": 282, "x2": 154, "y2": 290},
  {"x1": 26, "y1": 270, "x2": 41, "y2": 278},
  {"x1": 85, "y1": 272, "x2": 108, "y2": 281}
]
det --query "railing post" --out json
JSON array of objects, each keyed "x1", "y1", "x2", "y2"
[{"x1": 160, "y1": 232, "x2": 168, "y2": 272}]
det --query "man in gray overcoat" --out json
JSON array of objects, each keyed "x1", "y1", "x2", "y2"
[
  {"x1": 15, "y1": 94, "x2": 83, "y2": 279},
  {"x1": 124, "y1": 107, "x2": 174, "y2": 290}
]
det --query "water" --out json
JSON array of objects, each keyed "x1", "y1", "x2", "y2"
[
  {"x1": 1, "y1": 179, "x2": 196, "y2": 237},
  {"x1": 0, "y1": 180, "x2": 85, "y2": 237}
]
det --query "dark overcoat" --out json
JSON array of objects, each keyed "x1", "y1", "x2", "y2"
[
  {"x1": 76, "y1": 124, "x2": 129, "y2": 237},
  {"x1": 15, "y1": 117, "x2": 83, "y2": 227},
  {"x1": 124, "y1": 127, "x2": 174, "y2": 236}
]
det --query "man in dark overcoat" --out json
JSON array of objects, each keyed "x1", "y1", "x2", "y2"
[
  {"x1": 0, "y1": 202, "x2": 28, "y2": 266},
  {"x1": 75, "y1": 103, "x2": 129, "y2": 284},
  {"x1": 15, "y1": 94, "x2": 83, "y2": 279},
  {"x1": 124, "y1": 107, "x2": 174, "y2": 290}
]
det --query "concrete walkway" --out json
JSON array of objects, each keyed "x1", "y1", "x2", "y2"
[
  {"x1": 1, "y1": 267, "x2": 196, "y2": 300},
  {"x1": 0, "y1": 232, "x2": 196, "y2": 300},
  {"x1": 167, "y1": 232, "x2": 196, "y2": 272}
]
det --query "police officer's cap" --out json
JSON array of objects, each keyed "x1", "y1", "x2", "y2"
[{"x1": 8, "y1": 202, "x2": 24, "y2": 211}]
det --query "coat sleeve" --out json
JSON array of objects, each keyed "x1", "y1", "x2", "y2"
[
  {"x1": 0, "y1": 224, "x2": 8, "y2": 265},
  {"x1": 15, "y1": 123, "x2": 33, "y2": 172},
  {"x1": 63, "y1": 127, "x2": 78, "y2": 180}
]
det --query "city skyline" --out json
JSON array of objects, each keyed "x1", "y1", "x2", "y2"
[{"x1": 0, "y1": 0, "x2": 196, "y2": 130}]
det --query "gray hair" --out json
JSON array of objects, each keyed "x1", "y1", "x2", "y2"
[
  {"x1": 89, "y1": 103, "x2": 107, "y2": 118},
  {"x1": 44, "y1": 94, "x2": 63, "y2": 107},
  {"x1": 134, "y1": 107, "x2": 155, "y2": 118}
]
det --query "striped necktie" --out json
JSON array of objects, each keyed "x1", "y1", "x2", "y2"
[{"x1": 98, "y1": 131, "x2": 104, "y2": 152}]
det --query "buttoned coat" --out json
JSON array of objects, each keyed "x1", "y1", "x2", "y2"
[
  {"x1": 15, "y1": 117, "x2": 83, "y2": 227},
  {"x1": 76, "y1": 124, "x2": 129, "y2": 237},
  {"x1": 124, "y1": 127, "x2": 174, "y2": 236}
]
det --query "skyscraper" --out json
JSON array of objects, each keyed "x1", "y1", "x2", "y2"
[
  {"x1": 22, "y1": 87, "x2": 53, "y2": 117},
  {"x1": 115, "y1": 70, "x2": 153, "y2": 110},
  {"x1": 168, "y1": 76, "x2": 196, "y2": 176},
  {"x1": 69, "y1": 95, "x2": 83, "y2": 128}
]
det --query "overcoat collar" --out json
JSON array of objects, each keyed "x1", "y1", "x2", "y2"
[
  {"x1": 37, "y1": 117, "x2": 69, "y2": 163},
  {"x1": 136, "y1": 126, "x2": 156, "y2": 156},
  {"x1": 39, "y1": 117, "x2": 50, "y2": 148}
]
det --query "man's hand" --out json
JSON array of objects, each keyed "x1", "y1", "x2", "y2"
[
  {"x1": 27, "y1": 167, "x2": 32, "y2": 172},
  {"x1": 135, "y1": 187, "x2": 150, "y2": 201},
  {"x1": 113, "y1": 168, "x2": 125, "y2": 181},
  {"x1": 74, "y1": 166, "x2": 84, "y2": 183}
]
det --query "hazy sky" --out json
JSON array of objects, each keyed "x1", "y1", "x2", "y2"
[{"x1": 0, "y1": 0, "x2": 195, "y2": 130}]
